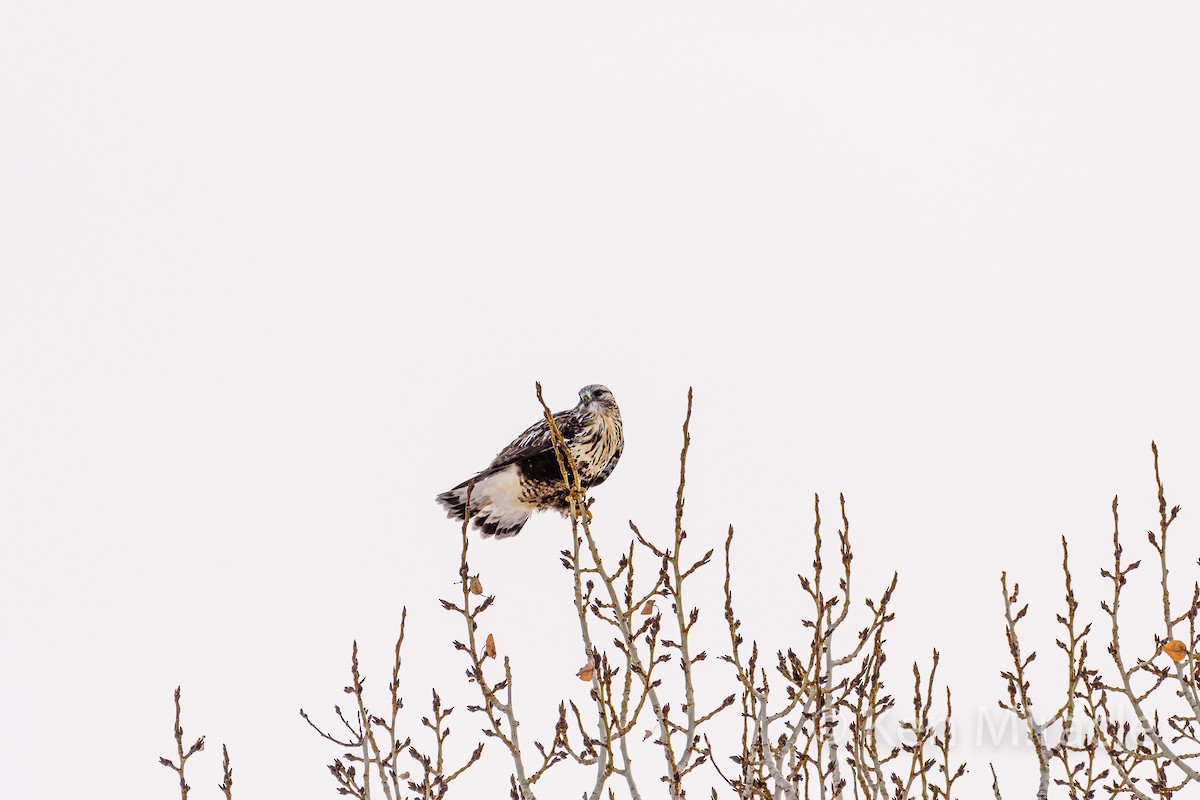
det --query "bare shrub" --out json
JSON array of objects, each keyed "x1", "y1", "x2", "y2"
[
  {"x1": 162, "y1": 388, "x2": 1197, "y2": 799},
  {"x1": 995, "y1": 443, "x2": 1200, "y2": 799}
]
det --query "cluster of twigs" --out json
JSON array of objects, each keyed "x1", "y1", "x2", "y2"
[
  {"x1": 158, "y1": 686, "x2": 234, "y2": 800},
  {"x1": 718, "y1": 493, "x2": 964, "y2": 799},
  {"x1": 299, "y1": 608, "x2": 485, "y2": 799},
  {"x1": 996, "y1": 443, "x2": 1200, "y2": 799}
]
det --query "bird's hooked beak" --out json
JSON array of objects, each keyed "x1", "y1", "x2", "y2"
[{"x1": 579, "y1": 388, "x2": 594, "y2": 406}]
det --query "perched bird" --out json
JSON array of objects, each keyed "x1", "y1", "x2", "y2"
[{"x1": 436, "y1": 384, "x2": 624, "y2": 538}]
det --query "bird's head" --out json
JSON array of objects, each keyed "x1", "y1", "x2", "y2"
[{"x1": 579, "y1": 384, "x2": 618, "y2": 412}]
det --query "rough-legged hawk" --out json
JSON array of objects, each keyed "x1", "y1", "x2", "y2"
[{"x1": 436, "y1": 384, "x2": 624, "y2": 538}]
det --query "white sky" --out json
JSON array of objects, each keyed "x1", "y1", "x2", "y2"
[{"x1": 2, "y1": 3, "x2": 1199, "y2": 798}]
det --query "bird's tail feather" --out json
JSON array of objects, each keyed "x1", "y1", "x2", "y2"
[{"x1": 436, "y1": 469, "x2": 531, "y2": 539}]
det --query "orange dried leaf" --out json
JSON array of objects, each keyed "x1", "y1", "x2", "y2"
[
  {"x1": 484, "y1": 633, "x2": 497, "y2": 659},
  {"x1": 469, "y1": 576, "x2": 483, "y2": 595},
  {"x1": 640, "y1": 599, "x2": 655, "y2": 615},
  {"x1": 399, "y1": 771, "x2": 410, "y2": 780},
  {"x1": 576, "y1": 659, "x2": 595, "y2": 681},
  {"x1": 1163, "y1": 639, "x2": 1188, "y2": 663}
]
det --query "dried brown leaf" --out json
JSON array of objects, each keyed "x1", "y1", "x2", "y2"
[{"x1": 1163, "y1": 639, "x2": 1188, "y2": 662}]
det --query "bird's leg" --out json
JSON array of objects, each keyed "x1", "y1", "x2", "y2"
[
  {"x1": 565, "y1": 488, "x2": 592, "y2": 523},
  {"x1": 570, "y1": 494, "x2": 593, "y2": 524}
]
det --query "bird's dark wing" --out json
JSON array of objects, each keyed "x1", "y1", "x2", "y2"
[{"x1": 487, "y1": 409, "x2": 584, "y2": 470}]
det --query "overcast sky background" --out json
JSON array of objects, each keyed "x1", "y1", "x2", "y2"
[{"x1": 3, "y1": 3, "x2": 1199, "y2": 798}]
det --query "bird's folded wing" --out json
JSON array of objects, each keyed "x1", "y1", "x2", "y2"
[{"x1": 487, "y1": 410, "x2": 583, "y2": 470}]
